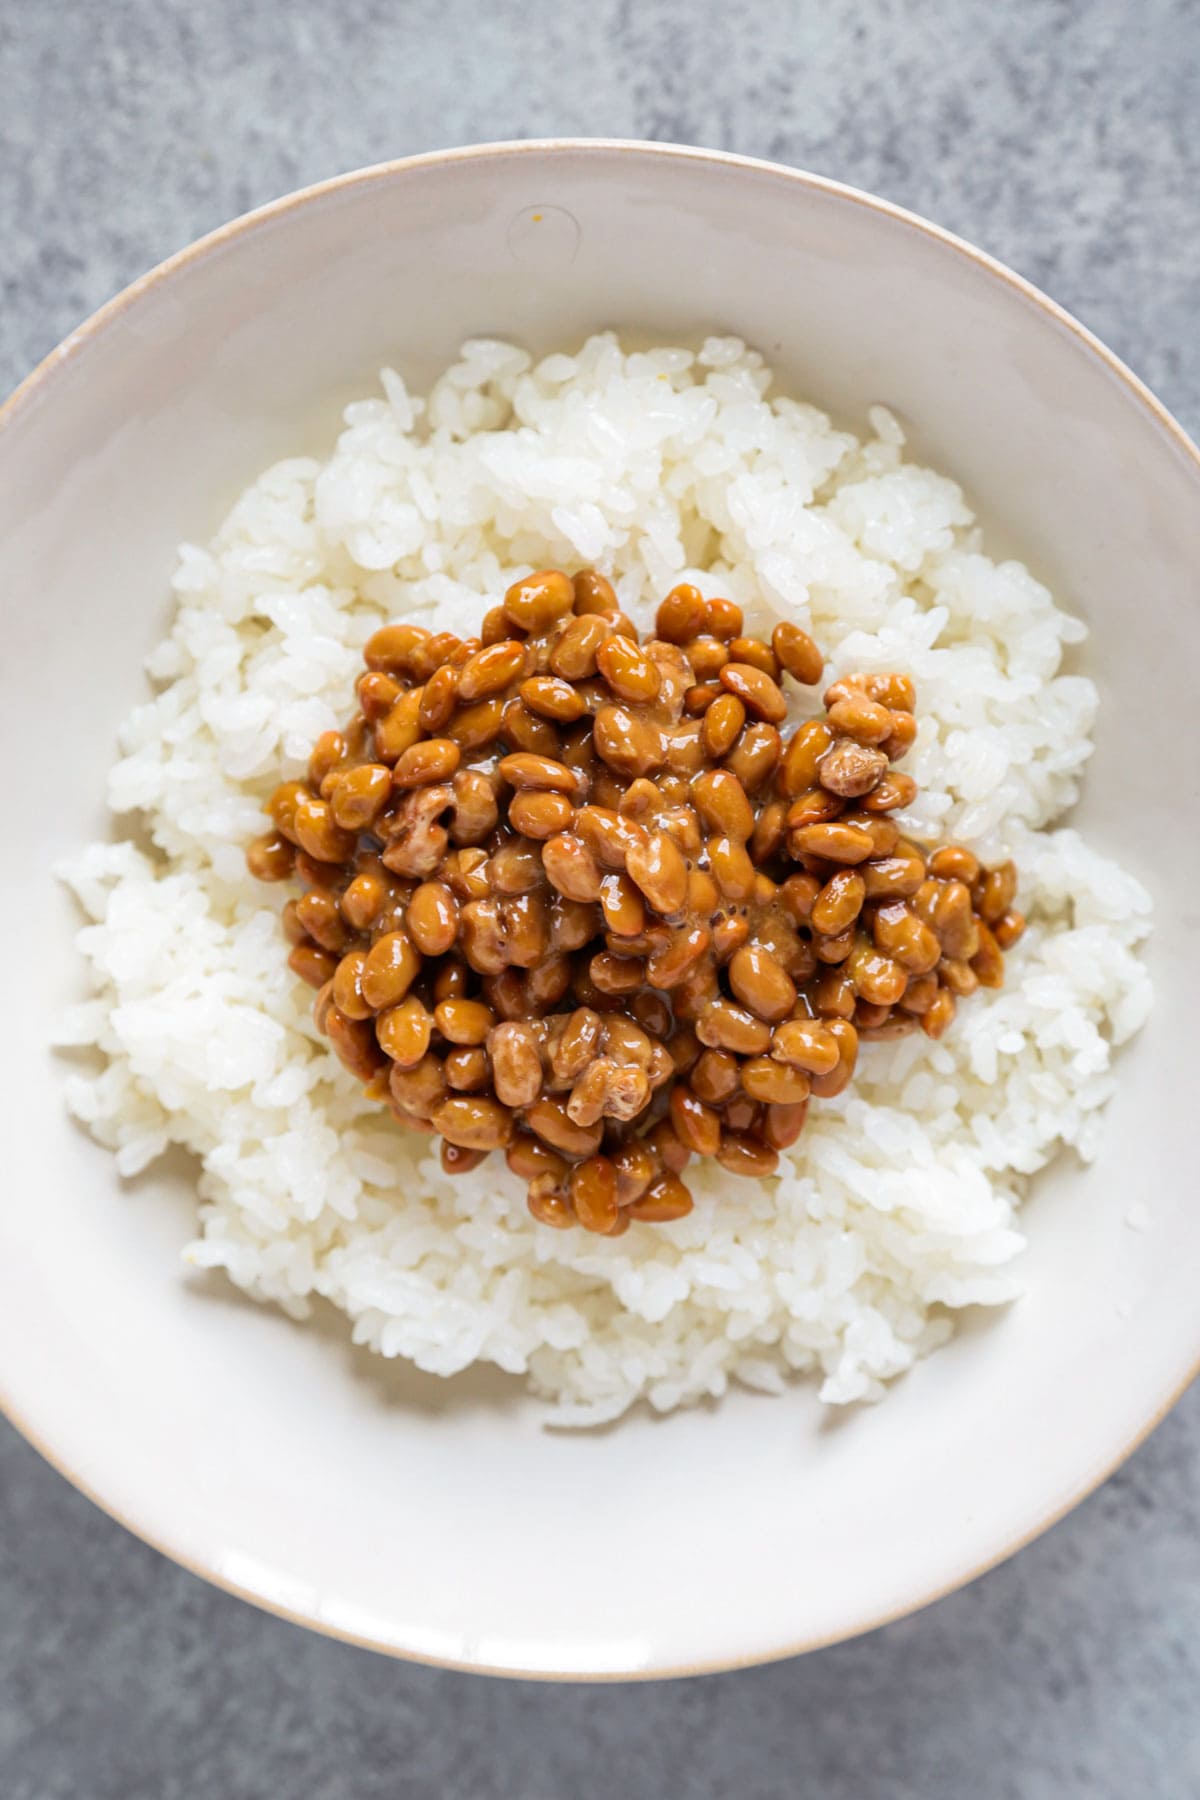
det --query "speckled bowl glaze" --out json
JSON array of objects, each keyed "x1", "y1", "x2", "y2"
[{"x1": 1, "y1": 142, "x2": 1197, "y2": 1679}]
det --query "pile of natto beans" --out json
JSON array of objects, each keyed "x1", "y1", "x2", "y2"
[{"x1": 248, "y1": 569, "x2": 1024, "y2": 1236}]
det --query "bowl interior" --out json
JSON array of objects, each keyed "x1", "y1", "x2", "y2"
[{"x1": 2, "y1": 144, "x2": 1197, "y2": 1676}]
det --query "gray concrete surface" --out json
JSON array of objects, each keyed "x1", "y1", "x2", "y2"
[{"x1": 2, "y1": 1, "x2": 1198, "y2": 1794}]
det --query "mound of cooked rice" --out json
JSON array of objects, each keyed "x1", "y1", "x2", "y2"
[{"x1": 58, "y1": 335, "x2": 1153, "y2": 1422}]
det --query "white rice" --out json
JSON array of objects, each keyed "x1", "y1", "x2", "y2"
[{"x1": 57, "y1": 334, "x2": 1153, "y2": 1422}]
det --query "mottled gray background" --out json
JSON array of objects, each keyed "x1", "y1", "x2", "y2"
[{"x1": 2, "y1": 1, "x2": 1197, "y2": 1795}]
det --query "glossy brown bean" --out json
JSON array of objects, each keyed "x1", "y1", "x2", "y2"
[
  {"x1": 933, "y1": 880, "x2": 980, "y2": 957},
  {"x1": 625, "y1": 829, "x2": 688, "y2": 915},
  {"x1": 708, "y1": 835, "x2": 757, "y2": 901},
  {"x1": 688, "y1": 636, "x2": 730, "y2": 679},
  {"x1": 245, "y1": 832, "x2": 294, "y2": 882},
  {"x1": 507, "y1": 788, "x2": 575, "y2": 840},
  {"x1": 772, "y1": 621, "x2": 824, "y2": 685},
  {"x1": 288, "y1": 942, "x2": 337, "y2": 988},
  {"x1": 360, "y1": 931, "x2": 420, "y2": 1010},
  {"x1": 599, "y1": 871, "x2": 646, "y2": 937},
  {"x1": 750, "y1": 799, "x2": 788, "y2": 866},
  {"x1": 548, "y1": 1007, "x2": 603, "y2": 1083},
  {"x1": 364, "y1": 622, "x2": 431, "y2": 674},
  {"x1": 502, "y1": 568, "x2": 574, "y2": 632},
  {"x1": 506, "y1": 1133, "x2": 568, "y2": 1181},
  {"x1": 442, "y1": 697, "x2": 504, "y2": 754},
  {"x1": 740, "y1": 1058, "x2": 811, "y2": 1105},
  {"x1": 690, "y1": 1049, "x2": 741, "y2": 1105},
  {"x1": 550, "y1": 614, "x2": 611, "y2": 680},
  {"x1": 897, "y1": 972, "x2": 939, "y2": 1015},
  {"x1": 723, "y1": 722, "x2": 782, "y2": 791},
  {"x1": 715, "y1": 1134, "x2": 780, "y2": 1178},
  {"x1": 520, "y1": 674, "x2": 587, "y2": 722},
  {"x1": 728, "y1": 944, "x2": 797, "y2": 1023},
  {"x1": 431, "y1": 1095, "x2": 514, "y2": 1151},
  {"x1": 442, "y1": 847, "x2": 491, "y2": 902},
  {"x1": 646, "y1": 1118, "x2": 692, "y2": 1174},
  {"x1": 525, "y1": 1097, "x2": 603, "y2": 1159},
  {"x1": 719, "y1": 661, "x2": 788, "y2": 723},
  {"x1": 809, "y1": 1018, "x2": 859, "y2": 1099},
  {"x1": 376, "y1": 995, "x2": 433, "y2": 1067},
  {"x1": 826, "y1": 693, "x2": 893, "y2": 745},
  {"x1": 770, "y1": 1018, "x2": 840, "y2": 1075},
  {"x1": 329, "y1": 948, "x2": 370, "y2": 1021},
  {"x1": 846, "y1": 939, "x2": 908, "y2": 1006},
  {"x1": 336, "y1": 872, "x2": 384, "y2": 932},
  {"x1": 443, "y1": 1046, "x2": 490, "y2": 1091},
  {"x1": 971, "y1": 920, "x2": 1006, "y2": 988},
  {"x1": 705, "y1": 597, "x2": 744, "y2": 641},
  {"x1": 326, "y1": 1006, "x2": 388, "y2": 1082},
  {"x1": 812, "y1": 966, "x2": 857, "y2": 1019},
  {"x1": 496, "y1": 698, "x2": 557, "y2": 759},
  {"x1": 791, "y1": 821, "x2": 875, "y2": 864},
  {"x1": 405, "y1": 880, "x2": 459, "y2": 956},
  {"x1": 861, "y1": 771, "x2": 918, "y2": 813},
  {"x1": 433, "y1": 996, "x2": 495, "y2": 1045},
  {"x1": 728, "y1": 636, "x2": 780, "y2": 679},
  {"x1": 441, "y1": 1143, "x2": 489, "y2": 1175},
  {"x1": 762, "y1": 1101, "x2": 809, "y2": 1151},
  {"x1": 778, "y1": 871, "x2": 821, "y2": 923},
  {"x1": 392, "y1": 737, "x2": 461, "y2": 790},
  {"x1": 928, "y1": 845, "x2": 982, "y2": 885},
  {"x1": 669, "y1": 1086, "x2": 722, "y2": 1156},
  {"x1": 373, "y1": 689, "x2": 425, "y2": 762},
  {"x1": 456, "y1": 640, "x2": 526, "y2": 701},
  {"x1": 696, "y1": 1000, "x2": 773, "y2": 1056},
  {"x1": 542, "y1": 832, "x2": 603, "y2": 902},
  {"x1": 488, "y1": 837, "x2": 546, "y2": 896},
  {"x1": 860, "y1": 854, "x2": 926, "y2": 898},
  {"x1": 810, "y1": 869, "x2": 866, "y2": 936},
  {"x1": 572, "y1": 569, "x2": 621, "y2": 617},
  {"x1": 701, "y1": 692, "x2": 746, "y2": 759},
  {"x1": 992, "y1": 909, "x2": 1026, "y2": 950},
  {"x1": 777, "y1": 720, "x2": 834, "y2": 797},
  {"x1": 596, "y1": 634, "x2": 662, "y2": 703},
  {"x1": 610, "y1": 1143, "x2": 658, "y2": 1206},
  {"x1": 324, "y1": 764, "x2": 389, "y2": 830},
  {"x1": 388, "y1": 1053, "x2": 447, "y2": 1118},
  {"x1": 655, "y1": 582, "x2": 708, "y2": 643},
  {"x1": 881, "y1": 711, "x2": 917, "y2": 760},
  {"x1": 978, "y1": 861, "x2": 1018, "y2": 924},
  {"x1": 625, "y1": 1172, "x2": 694, "y2": 1223},
  {"x1": 872, "y1": 900, "x2": 941, "y2": 973},
  {"x1": 592, "y1": 703, "x2": 666, "y2": 779},
  {"x1": 418, "y1": 664, "x2": 459, "y2": 733},
  {"x1": 569, "y1": 1157, "x2": 621, "y2": 1234},
  {"x1": 646, "y1": 922, "x2": 711, "y2": 988},
  {"x1": 294, "y1": 890, "x2": 349, "y2": 954},
  {"x1": 526, "y1": 1180, "x2": 573, "y2": 1229},
  {"x1": 922, "y1": 988, "x2": 957, "y2": 1039},
  {"x1": 711, "y1": 916, "x2": 750, "y2": 965},
  {"x1": 292, "y1": 795, "x2": 356, "y2": 864},
  {"x1": 497, "y1": 751, "x2": 580, "y2": 795},
  {"x1": 690, "y1": 768, "x2": 754, "y2": 841},
  {"x1": 357, "y1": 672, "x2": 403, "y2": 722},
  {"x1": 444, "y1": 770, "x2": 495, "y2": 845}
]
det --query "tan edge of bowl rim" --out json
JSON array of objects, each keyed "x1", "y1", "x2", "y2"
[{"x1": 2, "y1": 137, "x2": 1198, "y2": 1683}]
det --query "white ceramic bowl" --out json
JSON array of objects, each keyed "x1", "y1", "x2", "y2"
[{"x1": 2, "y1": 142, "x2": 1197, "y2": 1680}]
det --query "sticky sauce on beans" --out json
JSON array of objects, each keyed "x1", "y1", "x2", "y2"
[{"x1": 249, "y1": 569, "x2": 1024, "y2": 1234}]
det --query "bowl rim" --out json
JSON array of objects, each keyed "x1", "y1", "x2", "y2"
[{"x1": 2, "y1": 136, "x2": 1198, "y2": 1681}]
